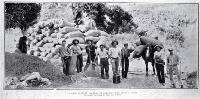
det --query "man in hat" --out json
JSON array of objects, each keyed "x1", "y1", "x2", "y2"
[
  {"x1": 109, "y1": 40, "x2": 121, "y2": 77},
  {"x1": 121, "y1": 43, "x2": 134, "y2": 79},
  {"x1": 96, "y1": 44, "x2": 110, "y2": 79},
  {"x1": 167, "y1": 48, "x2": 183, "y2": 88},
  {"x1": 84, "y1": 39, "x2": 97, "y2": 71},
  {"x1": 70, "y1": 39, "x2": 83, "y2": 73},
  {"x1": 52, "y1": 40, "x2": 72, "y2": 75},
  {"x1": 154, "y1": 45, "x2": 165, "y2": 85}
]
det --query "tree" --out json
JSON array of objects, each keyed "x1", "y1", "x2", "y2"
[
  {"x1": 71, "y1": 3, "x2": 137, "y2": 34},
  {"x1": 5, "y1": 3, "x2": 41, "y2": 35}
]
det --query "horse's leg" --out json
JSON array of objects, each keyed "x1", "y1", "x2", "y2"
[
  {"x1": 142, "y1": 55, "x2": 149, "y2": 76},
  {"x1": 151, "y1": 60, "x2": 156, "y2": 75},
  {"x1": 145, "y1": 61, "x2": 149, "y2": 76}
]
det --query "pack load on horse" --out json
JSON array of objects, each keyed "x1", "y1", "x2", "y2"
[
  {"x1": 131, "y1": 45, "x2": 147, "y2": 58},
  {"x1": 132, "y1": 36, "x2": 164, "y2": 76},
  {"x1": 140, "y1": 36, "x2": 163, "y2": 47}
]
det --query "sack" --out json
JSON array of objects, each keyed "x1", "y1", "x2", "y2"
[
  {"x1": 64, "y1": 31, "x2": 84, "y2": 38},
  {"x1": 140, "y1": 36, "x2": 163, "y2": 47},
  {"x1": 60, "y1": 27, "x2": 79, "y2": 34},
  {"x1": 132, "y1": 45, "x2": 146, "y2": 58},
  {"x1": 96, "y1": 37, "x2": 109, "y2": 48},
  {"x1": 68, "y1": 55, "x2": 77, "y2": 75},
  {"x1": 98, "y1": 30, "x2": 109, "y2": 37},
  {"x1": 85, "y1": 36, "x2": 100, "y2": 43},
  {"x1": 84, "y1": 30, "x2": 100, "y2": 37},
  {"x1": 113, "y1": 75, "x2": 120, "y2": 84}
]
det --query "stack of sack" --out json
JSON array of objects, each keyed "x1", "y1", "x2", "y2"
[{"x1": 26, "y1": 19, "x2": 110, "y2": 62}]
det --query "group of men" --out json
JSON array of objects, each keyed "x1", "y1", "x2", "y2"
[{"x1": 51, "y1": 37, "x2": 183, "y2": 88}]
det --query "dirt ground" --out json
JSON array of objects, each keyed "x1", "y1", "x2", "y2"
[{"x1": 50, "y1": 58, "x2": 188, "y2": 89}]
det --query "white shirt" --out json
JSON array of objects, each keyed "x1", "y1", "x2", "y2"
[
  {"x1": 97, "y1": 49, "x2": 109, "y2": 58},
  {"x1": 154, "y1": 50, "x2": 165, "y2": 63},
  {"x1": 109, "y1": 47, "x2": 121, "y2": 58}
]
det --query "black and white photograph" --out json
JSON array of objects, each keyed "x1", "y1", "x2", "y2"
[{"x1": 3, "y1": 2, "x2": 199, "y2": 90}]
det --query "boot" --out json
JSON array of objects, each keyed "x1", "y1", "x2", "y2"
[{"x1": 101, "y1": 74, "x2": 105, "y2": 79}]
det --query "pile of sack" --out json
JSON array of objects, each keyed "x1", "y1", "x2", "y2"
[
  {"x1": 26, "y1": 19, "x2": 110, "y2": 61},
  {"x1": 5, "y1": 72, "x2": 51, "y2": 89}
]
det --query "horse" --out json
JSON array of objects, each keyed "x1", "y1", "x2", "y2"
[{"x1": 141, "y1": 45, "x2": 156, "y2": 76}]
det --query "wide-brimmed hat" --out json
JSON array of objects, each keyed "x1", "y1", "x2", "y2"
[
  {"x1": 72, "y1": 39, "x2": 79, "y2": 44},
  {"x1": 86, "y1": 39, "x2": 93, "y2": 43},
  {"x1": 124, "y1": 43, "x2": 128, "y2": 46},
  {"x1": 100, "y1": 44, "x2": 105, "y2": 47},
  {"x1": 168, "y1": 48, "x2": 173, "y2": 51},
  {"x1": 154, "y1": 45, "x2": 163, "y2": 49},
  {"x1": 111, "y1": 40, "x2": 119, "y2": 45}
]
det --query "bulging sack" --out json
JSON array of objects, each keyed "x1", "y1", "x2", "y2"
[
  {"x1": 140, "y1": 36, "x2": 163, "y2": 47},
  {"x1": 60, "y1": 27, "x2": 79, "y2": 34},
  {"x1": 84, "y1": 30, "x2": 100, "y2": 37},
  {"x1": 85, "y1": 36, "x2": 100, "y2": 43},
  {"x1": 96, "y1": 37, "x2": 109, "y2": 48},
  {"x1": 131, "y1": 45, "x2": 146, "y2": 58},
  {"x1": 98, "y1": 30, "x2": 109, "y2": 37},
  {"x1": 64, "y1": 31, "x2": 84, "y2": 38}
]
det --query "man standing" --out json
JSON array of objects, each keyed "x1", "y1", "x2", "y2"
[
  {"x1": 109, "y1": 40, "x2": 121, "y2": 77},
  {"x1": 121, "y1": 43, "x2": 134, "y2": 79},
  {"x1": 96, "y1": 44, "x2": 109, "y2": 79},
  {"x1": 70, "y1": 39, "x2": 83, "y2": 73},
  {"x1": 84, "y1": 39, "x2": 97, "y2": 71},
  {"x1": 52, "y1": 40, "x2": 72, "y2": 76},
  {"x1": 154, "y1": 45, "x2": 165, "y2": 86},
  {"x1": 167, "y1": 48, "x2": 183, "y2": 88}
]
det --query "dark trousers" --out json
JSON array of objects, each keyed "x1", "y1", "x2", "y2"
[
  {"x1": 86, "y1": 54, "x2": 96, "y2": 64},
  {"x1": 76, "y1": 54, "x2": 83, "y2": 73},
  {"x1": 61, "y1": 56, "x2": 71, "y2": 76},
  {"x1": 121, "y1": 57, "x2": 129, "y2": 78},
  {"x1": 100, "y1": 58, "x2": 109, "y2": 77},
  {"x1": 155, "y1": 63, "x2": 165, "y2": 83}
]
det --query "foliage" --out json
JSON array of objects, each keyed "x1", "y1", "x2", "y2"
[
  {"x1": 71, "y1": 3, "x2": 137, "y2": 34},
  {"x1": 5, "y1": 3, "x2": 41, "y2": 34}
]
